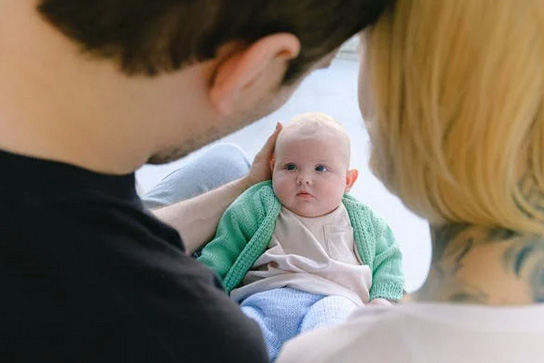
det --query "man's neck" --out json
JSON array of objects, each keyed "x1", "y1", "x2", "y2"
[{"x1": 411, "y1": 223, "x2": 544, "y2": 305}]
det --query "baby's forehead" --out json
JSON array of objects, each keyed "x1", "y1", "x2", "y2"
[
  {"x1": 276, "y1": 115, "x2": 351, "y2": 165},
  {"x1": 278, "y1": 114, "x2": 350, "y2": 149},
  {"x1": 278, "y1": 127, "x2": 346, "y2": 144}
]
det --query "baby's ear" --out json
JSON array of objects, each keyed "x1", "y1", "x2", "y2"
[{"x1": 345, "y1": 169, "x2": 359, "y2": 193}]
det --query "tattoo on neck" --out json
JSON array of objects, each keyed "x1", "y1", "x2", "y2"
[
  {"x1": 503, "y1": 236, "x2": 544, "y2": 302},
  {"x1": 424, "y1": 223, "x2": 542, "y2": 304},
  {"x1": 430, "y1": 223, "x2": 470, "y2": 263},
  {"x1": 418, "y1": 173, "x2": 544, "y2": 304}
]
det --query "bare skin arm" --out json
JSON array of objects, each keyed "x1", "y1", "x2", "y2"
[{"x1": 152, "y1": 124, "x2": 282, "y2": 253}]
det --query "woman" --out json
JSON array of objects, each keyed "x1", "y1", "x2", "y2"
[{"x1": 278, "y1": 1, "x2": 544, "y2": 362}]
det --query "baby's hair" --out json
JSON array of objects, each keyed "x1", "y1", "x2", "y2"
[
  {"x1": 365, "y1": 0, "x2": 544, "y2": 234},
  {"x1": 285, "y1": 112, "x2": 347, "y2": 136},
  {"x1": 280, "y1": 112, "x2": 351, "y2": 164}
]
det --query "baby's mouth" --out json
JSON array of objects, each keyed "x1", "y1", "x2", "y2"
[{"x1": 296, "y1": 191, "x2": 313, "y2": 199}]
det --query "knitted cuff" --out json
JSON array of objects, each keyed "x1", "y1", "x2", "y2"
[{"x1": 370, "y1": 283, "x2": 405, "y2": 302}]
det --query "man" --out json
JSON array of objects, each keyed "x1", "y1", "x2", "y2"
[{"x1": 0, "y1": 0, "x2": 389, "y2": 361}]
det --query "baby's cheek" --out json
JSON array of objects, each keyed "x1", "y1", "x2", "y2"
[
  {"x1": 327, "y1": 185, "x2": 347, "y2": 205},
  {"x1": 272, "y1": 179, "x2": 290, "y2": 203}
]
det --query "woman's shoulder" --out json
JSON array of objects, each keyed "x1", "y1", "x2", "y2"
[{"x1": 277, "y1": 302, "x2": 544, "y2": 363}]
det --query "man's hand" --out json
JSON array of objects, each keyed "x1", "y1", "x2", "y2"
[
  {"x1": 245, "y1": 122, "x2": 283, "y2": 187},
  {"x1": 153, "y1": 122, "x2": 283, "y2": 253}
]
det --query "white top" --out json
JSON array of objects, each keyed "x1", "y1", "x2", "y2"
[
  {"x1": 277, "y1": 302, "x2": 544, "y2": 363},
  {"x1": 230, "y1": 205, "x2": 372, "y2": 306}
]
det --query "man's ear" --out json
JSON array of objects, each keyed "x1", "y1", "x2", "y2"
[
  {"x1": 345, "y1": 169, "x2": 359, "y2": 193},
  {"x1": 209, "y1": 33, "x2": 301, "y2": 117}
]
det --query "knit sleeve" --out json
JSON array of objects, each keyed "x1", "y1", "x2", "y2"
[
  {"x1": 197, "y1": 183, "x2": 266, "y2": 281},
  {"x1": 369, "y1": 223, "x2": 405, "y2": 302}
]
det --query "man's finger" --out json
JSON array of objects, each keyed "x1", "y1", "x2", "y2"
[{"x1": 261, "y1": 122, "x2": 283, "y2": 155}]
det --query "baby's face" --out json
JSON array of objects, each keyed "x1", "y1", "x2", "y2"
[{"x1": 272, "y1": 133, "x2": 350, "y2": 218}]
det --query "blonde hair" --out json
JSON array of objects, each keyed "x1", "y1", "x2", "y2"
[{"x1": 365, "y1": 0, "x2": 544, "y2": 233}]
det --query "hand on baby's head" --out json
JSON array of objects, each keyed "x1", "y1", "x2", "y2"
[{"x1": 271, "y1": 113, "x2": 358, "y2": 218}]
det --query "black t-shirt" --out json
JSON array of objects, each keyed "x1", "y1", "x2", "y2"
[{"x1": 0, "y1": 149, "x2": 268, "y2": 362}]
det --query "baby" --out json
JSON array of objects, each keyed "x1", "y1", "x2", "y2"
[{"x1": 199, "y1": 113, "x2": 404, "y2": 360}]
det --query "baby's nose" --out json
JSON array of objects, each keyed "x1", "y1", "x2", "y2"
[{"x1": 296, "y1": 173, "x2": 312, "y2": 185}]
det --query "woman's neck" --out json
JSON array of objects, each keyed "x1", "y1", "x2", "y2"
[{"x1": 411, "y1": 223, "x2": 544, "y2": 305}]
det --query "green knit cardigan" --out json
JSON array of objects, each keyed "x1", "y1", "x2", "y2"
[{"x1": 198, "y1": 181, "x2": 404, "y2": 302}]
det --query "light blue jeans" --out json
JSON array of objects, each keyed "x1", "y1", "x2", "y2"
[{"x1": 141, "y1": 143, "x2": 251, "y2": 209}]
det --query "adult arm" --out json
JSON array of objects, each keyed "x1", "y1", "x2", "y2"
[{"x1": 152, "y1": 124, "x2": 281, "y2": 253}]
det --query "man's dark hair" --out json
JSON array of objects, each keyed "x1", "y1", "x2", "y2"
[{"x1": 38, "y1": 0, "x2": 389, "y2": 83}]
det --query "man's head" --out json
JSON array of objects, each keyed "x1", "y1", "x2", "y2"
[
  {"x1": 0, "y1": 0, "x2": 390, "y2": 173},
  {"x1": 271, "y1": 113, "x2": 358, "y2": 218},
  {"x1": 38, "y1": 0, "x2": 388, "y2": 84}
]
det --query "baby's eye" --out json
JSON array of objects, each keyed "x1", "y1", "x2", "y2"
[
  {"x1": 284, "y1": 163, "x2": 297, "y2": 171},
  {"x1": 315, "y1": 165, "x2": 328, "y2": 172}
]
